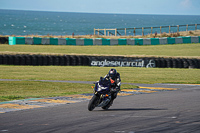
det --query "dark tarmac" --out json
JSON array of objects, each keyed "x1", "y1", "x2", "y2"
[{"x1": 0, "y1": 82, "x2": 200, "y2": 133}]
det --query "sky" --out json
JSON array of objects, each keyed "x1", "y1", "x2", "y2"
[{"x1": 0, "y1": 0, "x2": 200, "y2": 15}]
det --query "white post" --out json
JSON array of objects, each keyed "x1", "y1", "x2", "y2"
[{"x1": 115, "y1": 28, "x2": 117, "y2": 36}]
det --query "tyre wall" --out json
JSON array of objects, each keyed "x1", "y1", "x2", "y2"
[
  {"x1": 0, "y1": 37, "x2": 8, "y2": 44},
  {"x1": 0, "y1": 54, "x2": 199, "y2": 69}
]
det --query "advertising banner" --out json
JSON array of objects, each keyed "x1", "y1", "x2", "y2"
[{"x1": 90, "y1": 57, "x2": 156, "y2": 68}]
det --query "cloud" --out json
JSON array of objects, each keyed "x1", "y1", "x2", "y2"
[{"x1": 180, "y1": 0, "x2": 192, "y2": 8}]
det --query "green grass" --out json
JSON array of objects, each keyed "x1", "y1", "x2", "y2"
[
  {"x1": 1, "y1": 44, "x2": 200, "y2": 58},
  {"x1": 1, "y1": 65, "x2": 199, "y2": 102},
  {"x1": 0, "y1": 81, "x2": 137, "y2": 102},
  {"x1": 1, "y1": 43, "x2": 200, "y2": 102},
  {"x1": 0, "y1": 66, "x2": 200, "y2": 84},
  {"x1": 0, "y1": 81, "x2": 92, "y2": 102}
]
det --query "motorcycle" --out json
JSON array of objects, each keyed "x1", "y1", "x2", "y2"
[{"x1": 88, "y1": 77, "x2": 115, "y2": 111}]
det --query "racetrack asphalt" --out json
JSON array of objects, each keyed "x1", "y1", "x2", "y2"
[
  {"x1": 0, "y1": 79, "x2": 179, "y2": 113},
  {"x1": 0, "y1": 79, "x2": 200, "y2": 133}
]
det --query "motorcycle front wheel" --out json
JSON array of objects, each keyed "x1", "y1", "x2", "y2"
[
  {"x1": 102, "y1": 100, "x2": 113, "y2": 110},
  {"x1": 88, "y1": 95, "x2": 99, "y2": 111}
]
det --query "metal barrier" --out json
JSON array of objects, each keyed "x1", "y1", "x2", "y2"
[{"x1": 8, "y1": 36, "x2": 200, "y2": 45}]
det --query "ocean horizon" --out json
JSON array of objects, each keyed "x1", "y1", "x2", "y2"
[{"x1": 0, "y1": 9, "x2": 200, "y2": 36}]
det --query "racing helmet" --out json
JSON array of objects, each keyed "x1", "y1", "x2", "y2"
[{"x1": 108, "y1": 68, "x2": 117, "y2": 79}]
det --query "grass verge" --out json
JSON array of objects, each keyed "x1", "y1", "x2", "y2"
[
  {"x1": 1, "y1": 44, "x2": 200, "y2": 58},
  {"x1": 0, "y1": 66, "x2": 200, "y2": 84},
  {"x1": 0, "y1": 65, "x2": 200, "y2": 102},
  {"x1": 0, "y1": 81, "x2": 137, "y2": 102}
]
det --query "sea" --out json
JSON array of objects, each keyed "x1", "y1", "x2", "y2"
[{"x1": 0, "y1": 9, "x2": 200, "y2": 36}]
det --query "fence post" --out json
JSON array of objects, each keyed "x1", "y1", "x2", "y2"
[
  {"x1": 104, "y1": 29, "x2": 106, "y2": 36},
  {"x1": 186, "y1": 24, "x2": 188, "y2": 31},
  {"x1": 125, "y1": 28, "x2": 127, "y2": 36},
  {"x1": 134, "y1": 28, "x2": 136, "y2": 36},
  {"x1": 115, "y1": 28, "x2": 117, "y2": 36},
  {"x1": 151, "y1": 27, "x2": 153, "y2": 34},
  {"x1": 177, "y1": 25, "x2": 179, "y2": 33},
  {"x1": 98, "y1": 29, "x2": 99, "y2": 35},
  {"x1": 169, "y1": 26, "x2": 171, "y2": 33},
  {"x1": 195, "y1": 24, "x2": 197, "y2": 31},
  {"x1": 142, "y1": 27, "x2": 144, "y2": 36},
  {"x1": 160, "y1": 26, "x2": 162, "y2": 34},
  {"x1": 94, "y1": 28, "x2": 96, "y2": 35}
]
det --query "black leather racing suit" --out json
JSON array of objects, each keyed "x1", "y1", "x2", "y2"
[{"x1": 104, "y1": 72, "x2": 121, "y2": 100}]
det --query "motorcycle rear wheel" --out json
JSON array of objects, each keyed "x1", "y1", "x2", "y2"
[{"x1": 88, "y1": 95, "x2": 99, "y2": 111}]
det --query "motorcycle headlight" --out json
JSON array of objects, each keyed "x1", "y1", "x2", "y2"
[{"x1": 97, "y1": 84, "x2": 108, "y2": 91}]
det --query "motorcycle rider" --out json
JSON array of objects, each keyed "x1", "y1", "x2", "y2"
[{"x1": 104, "y1": 68, "x2": 121, "y2": 102}]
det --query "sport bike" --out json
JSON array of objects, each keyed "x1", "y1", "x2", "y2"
[{"x1": 88, "y1": 77, "x2": 115, "y2": 111}]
